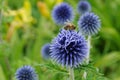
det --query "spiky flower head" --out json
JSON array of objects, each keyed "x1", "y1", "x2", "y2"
[
  {"x1": 77, "y1": 0, "x2": 91, "y2": 14},
  {"x1": 52, "y1": 3, "x2": 74, "y2": 25},
  {"x1": 15, "y1": 65, "x2": 37, "y2": 80},
  {"x1": 41, "y1": 43, "x2": 51, "y2": 60},
  {"x1": 78, "y1": 12, "x2": 101, "y2": 35},
  {"x1": 50, "y1": 29, "x2": 88, "y2": 67}
]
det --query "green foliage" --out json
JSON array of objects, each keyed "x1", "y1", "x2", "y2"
[
  {"x1": 37, "y1": 61, "x2": 68, "y2": 74},
  {"x1": 0, "y1": 0, "x2": 120, "y2": 80},
  {"x1": 0, "y1": 65, "x2": 6, "y2": 80}
]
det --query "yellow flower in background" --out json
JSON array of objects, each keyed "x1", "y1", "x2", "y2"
[
  {"x1": 17, "y1": 0, "x2": 34, "y2": 23},
  {"x1": 4, "y1": 0, "x2": 35, "y2": 41},
  {"x1": 4, "y1": 0, "x2": 35, "y2": 25},
  {"x1": 37, "y1": 0, "x2": 63, "y2": 19},
  {"x1": 6, "y1": 0, "x2": 34, "y2": 22},
  {"x1": 4, "y1": 0, "x2": 63, "y2": 41},
  {"x1": 37, "y1": 1, "x2": 50, "y2": 18}
]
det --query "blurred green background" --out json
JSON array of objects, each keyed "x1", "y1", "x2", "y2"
[{"x1": 0, "y1": 0, "x2": 120, "y2": 80}]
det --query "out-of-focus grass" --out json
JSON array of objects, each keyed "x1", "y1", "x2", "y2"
[{"x1": 0, "y1": 0, "x2": 120, "y2": 80}]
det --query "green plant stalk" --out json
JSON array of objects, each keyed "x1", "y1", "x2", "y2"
[
  {"x1": 83, "y1": 36, "x2": 91, "y2": 79},
  {"x1": 0, "y1": 0, "x2": 4, "y2": 26},
  {"x1": 69, "y1": 67, "x2": 74, "y2": 80},
  {"x1": 86, "y1": 36, "x2": 91, "y2": 64}
]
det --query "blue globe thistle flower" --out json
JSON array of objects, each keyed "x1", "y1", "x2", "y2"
[
  {"x1": 77, "y1": 0, "x2": 91, "y2": 14},
  {"x1": 15, "y1": 66, "x2": 37, "y2": 80},
  {"x1": 50, "y1": 29, "x2": 88, "y2": 67},
  {"x1": 78, "y1": 12, "x2": 101, "y2": 35},
  {"x1": 41, "y1": 43, "x2": 51, "y2": 60},
  {"x1": 52, "y1": 3, "x2": 74, "y2": 25}
]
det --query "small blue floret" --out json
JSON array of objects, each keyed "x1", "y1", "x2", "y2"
[
  {"x1": 78, "y1": 12, "x2": 101, "y2": 35},
  {"x1": 52, "y1": 3, "x2": 74, "y2": 25}
]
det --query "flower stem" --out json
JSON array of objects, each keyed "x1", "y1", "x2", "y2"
[
  {"x1": 86, "y1": 36, "x2": 91, "y2": 64},
  {"x1": 0, "y1": 0, "x2": 4, "y2": 26},
  {"x1": 83, "y1": 36, "x2": 91, "y2": 79},
  {"x1": 69, "y1": 67, "x2": 74, "y2": 80}
]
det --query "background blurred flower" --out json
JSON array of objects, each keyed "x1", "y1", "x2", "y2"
[
  {"x1": 78, "y1": 12, "x2": 101, "y2": 36},
  {"x1": 37, "y1": 1, "x2": 50, "y2": 18},
  {"x1": 77, "y1": 0, "x2": 91, "y2": 14},
  {"x1": 50, "y1": 29, "x2": 88, "y2": 67},
  {"x1": 4, "y1": 0, "x2": 35, "y2": 41},
  {"x1": 52, "y1": 3, "x2": 74, "y2": 25},
  {"x1": 16, "y1": 65, "x2": 37, "y2": 80},
  {"x1": 41, "y1": 43, "x2": 51, "y2": 60}
]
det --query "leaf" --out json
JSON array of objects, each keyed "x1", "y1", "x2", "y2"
[
  {"x1": 95, "y1": 52, "x2": 120, "y2": 68},
  {"x1": 100, "y1": 27, "x2": 120, "y2": 49},
  {"x1": 76, "y1": 62, "x2": 103, "y2": 76},
  {"x1": 0, "y1": 65, "x2": 6, "y2": 80},
  {"x1": 75, "y1": 62, "x2": 108, "y2": 80},
  {"x1": 36, "y1": 61, "x2": 68, "y2": 75}
]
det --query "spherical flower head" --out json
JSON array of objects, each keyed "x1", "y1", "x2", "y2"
[
  {"x1": 78, "y1": 12, "x2": 101, "y2": 36},
  {"x1": 41, "y1": 43, "x2": 51, "y2": 60},
  {"x1": 50, "y1": 29, "x2": 88, "y2": 67},
  {"x1": 52, "y1": 3, "x2": 74, "y2": 25},
  {"x1": 15, "y1": 65, "x2": 37, "y2": 80},
  {"x1": 77, "y1": 0, "x2": 91, "y2": 14}
]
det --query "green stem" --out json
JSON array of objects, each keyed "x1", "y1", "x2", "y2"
[
  {"x1": 69, "y1": 68, "x2": 74, "y2": 80},
  {"x1": 86, "y1": 36, "x2": 91, "y2": 64},
  {"x1": 0, "y1": 0, "x2": 4, "y2": 26},
  {"x1": 83, "y1": 36, "x2": 91, "y2": 80}
]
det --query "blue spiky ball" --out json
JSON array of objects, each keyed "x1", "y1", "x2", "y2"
[
  {"x1": 50, "y1": 29, "x2": 88, "y2": 67},
  {"x1": 52, "y1": 3, "x2": 74, "y2": 25},
  {"x1": 41, "y1": 43, "x2": 51, "y2": 60},
  {"x1": 15, "y1": 66, "x2": 37, "y2": 80},
  {"x1": 78, "y1": 12, "x2": 101, "y2": 35},
  {"x1": 77, "y1": 0, "x2": 91, "y2": 14}
]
